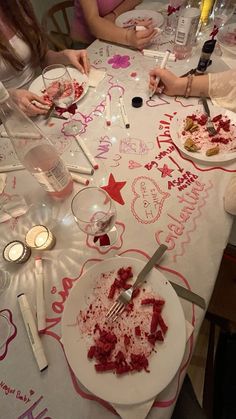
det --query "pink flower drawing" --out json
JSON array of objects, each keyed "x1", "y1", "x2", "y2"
[{"x1": 107, "y1": 54, "x2": 131, "y2": 69}]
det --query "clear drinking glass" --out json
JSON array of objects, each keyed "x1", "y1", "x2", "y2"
[
  {"x1": 165, "y1": 0, "x2": 185, "y2": 35},
  {"x1": 212, "y1": 0, "x2": 236, "y2": 28},
  {"x1": 42, "y1": 64, "x2": 75, "y2": 109},
  {"x1": 71, "y1": 187, "x2": 118, "y2": 246}
]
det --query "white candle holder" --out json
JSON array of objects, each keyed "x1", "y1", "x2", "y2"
[
  {"x1": 3, "y1": 240, "x2": 31, "y2": 264},
  {"x1": 25, "y1": 225, "x2": 56, "y2": 250}
]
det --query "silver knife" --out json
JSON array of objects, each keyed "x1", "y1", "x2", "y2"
[
  {"x1": 51, "y1": 113, "x2": 68, "y2": 121},
  {"x1": 44, "y1": 103, "x2": 55, "y2": 124},
  {"x1": 169, "y1": 281, "x2": 206, "y2": 309}
]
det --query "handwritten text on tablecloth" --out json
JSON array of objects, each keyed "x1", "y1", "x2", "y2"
[{"x1": 131, "y1": 176, "x2": 170, "y2": 224}]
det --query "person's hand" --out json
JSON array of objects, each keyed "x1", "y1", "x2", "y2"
[
  {"x1": 61, "y1": 49, "x2": 90, "y2": 75},
  {"x1": 149, "y1": 68, "x2": 181, "y2": 96},
  {"x1": 9, "y1": 89, "x2": 49, "y2": 116},
  {"x1": 126, "y1": 20, "x2": 157, "y2": 50}
]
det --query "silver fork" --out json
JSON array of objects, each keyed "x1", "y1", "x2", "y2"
[
  {"x1": 201, "y1": 96, "x2": 217, "y2": 136},
  {"x1": 106, "y1": 244, "x2": 168, "y2": 321}
]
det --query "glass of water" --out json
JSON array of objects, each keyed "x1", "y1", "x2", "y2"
[
  {"x1": 71, "y1": 187, "x2": 118, "y2": 246},
  {"x1": 42, "y1": 64, "x2": 75, "y2": 109}
]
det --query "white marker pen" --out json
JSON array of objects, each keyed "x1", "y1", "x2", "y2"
[
  {"x1": 0, "y1": 164, "x2": 24, "y2": 173},
  {"x1": 119, "y1": 96, "x2": 130, "y2": 129},
  {"x1": 35, "y1": 257, "x2": 46, "y2": 333},
  {"x1": 71, "y1": 173, "x2": 89, "y2": 186},
  {"x1": 105, "y1": 94, "x2": 111, "y2": 127},
  {"x1": 17, "y1": 293, "x2": 48, "y2": 372},
  {"x1": 66, "y1": 164, "x2": 94, "y2": 175},
  {"x1": 0, "y1": 131, "x2": 41, "y2": 139},
  {"x1": 75, "y1": 135, "x2": 99, "y2": 170},
  {"x1": 149, "y1": 50, "x2": 171, "y2": 99}
]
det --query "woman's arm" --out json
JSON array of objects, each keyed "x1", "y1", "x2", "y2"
[
  {"x1": 149, "y1": 68, "x2": 209, "y2": 97},
  {"x1": 105, "y1": 0, "x2": 142, "y2": 19},
  {"x1": 78, "y1": 0, "x2": 156, "y2": 49}
]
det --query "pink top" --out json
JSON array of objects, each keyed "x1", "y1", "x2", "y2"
[{"x1": 71, "y1": 0, "x2": 124, "y2": 43}]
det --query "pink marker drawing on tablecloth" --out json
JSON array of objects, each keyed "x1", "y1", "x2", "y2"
[
  {"x1": 107, "y1": 54, "x2": 131, "y2": 69},
  {"x1": 0, "y1": 309, "x2": 17, "y2": 360}
]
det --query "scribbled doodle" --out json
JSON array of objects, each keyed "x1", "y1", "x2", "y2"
[{"x1": 120, "y1": 138, "x2": 152, "y2": 155}]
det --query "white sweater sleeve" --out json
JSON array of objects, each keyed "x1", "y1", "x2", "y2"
[
  {"x1": 224, "y1": 174, "x2": 236, "y2": 216},
  {"x1": 209, "y1": 70, "x2": 236, "y2": 113}
]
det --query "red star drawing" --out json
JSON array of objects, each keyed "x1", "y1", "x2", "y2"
[
  {"x1": 158, "y1": 164, "x2": 174, "y2": 178},
  {"x1": 102, "y1": 173, "x2": 126, "y2": 205}
]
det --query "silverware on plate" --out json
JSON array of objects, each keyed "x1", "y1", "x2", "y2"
[
  {"x1": 44, "y1": 103, "x2": 55, "y2": 124},
  {"x1": 106, "y1": 244, "x2": 168, "y2": 321},
  {"x1": 169, "y1": 281, "x2": 206, "y2": 310},
  {"x1": 201, "y1": 96, "x2": 217, "y2": 136}
]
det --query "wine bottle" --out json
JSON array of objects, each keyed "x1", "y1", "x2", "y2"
[{"x1": 0, "y1": 82, "x2": 73, "y2": 199}]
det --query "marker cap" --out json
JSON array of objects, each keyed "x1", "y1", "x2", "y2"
[{"x1": 132, "y1": 97, "x2": 143, "y2": 108}]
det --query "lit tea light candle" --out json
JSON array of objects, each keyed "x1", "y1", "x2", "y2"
[
  {"x1": 3, "y1": 240, "x2": 31, "y2": 264},
  {"x1": 25, "y1": 225, "x2": 56, "y2": 250}
]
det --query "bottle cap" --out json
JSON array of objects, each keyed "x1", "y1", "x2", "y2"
[
  {"x1": 0, "y1": 82, "x2": 9, "y2": 103},
  {"x1": 202, "y1": 39, "x2": 216, "y2": 54},
  {"x1": 132, "y1": 97, "x2": 143, "y2": 108}
]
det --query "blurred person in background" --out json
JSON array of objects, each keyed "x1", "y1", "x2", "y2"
[
  {"x1": 71, "y1": 0, "x2": 158, "y2": 50},
  {"x1": 0, "y1": 0, "x2": 90, "y2": 116}
]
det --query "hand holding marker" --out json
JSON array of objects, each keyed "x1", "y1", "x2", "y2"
[{"x1": 149, "y1": 50, "x2": 171, "y2": 99}]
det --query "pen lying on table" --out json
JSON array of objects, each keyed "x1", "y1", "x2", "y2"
[
  {"x1": 119, "y1": 96, "x2": 130, "y2": 129},
  {"x1": 35, "y1": 257, "x2": 46, "y2": 333},
  {"x1": 17, "y1": 293, "x2": 48, "y2": 372}
]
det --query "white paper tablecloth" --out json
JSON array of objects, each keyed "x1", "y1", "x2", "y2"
[{"x1": 0, "y1": 36, "x2": 235, "y2": 419}]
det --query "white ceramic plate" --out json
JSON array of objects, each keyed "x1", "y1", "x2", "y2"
[
  {"x1": 217, "y1": 23, "x2": 236, "y2": 56},
  {"x1": 28, "y1": 66, "x2": 89, "y2": 105},
  {"x1": 61, "y1": 257, "x2": 186, "y2": 405},
  {"x1": 135, "y1": 2, "x2": 167, "y2": 12},
  {"x1": 115, "y1": 9, "x2": 164, "y2": 29},
  {"x1": 170, "y1": 105, "x2": 236, "y2": 164}
]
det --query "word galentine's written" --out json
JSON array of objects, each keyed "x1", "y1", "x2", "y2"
[{"x1": 155, "y1": 180, "x2": 212, "y2": 251}]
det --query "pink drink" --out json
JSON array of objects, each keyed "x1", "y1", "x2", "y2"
[{"x1": 24, "y1": 144, "x2": 73, "y2": 199}]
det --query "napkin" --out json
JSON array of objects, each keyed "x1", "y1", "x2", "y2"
[
  {"x1": 88, "y1": 68, "x2": 106, "y2": 88},
  {"x1": 112, "y1": 320, "x2": 194, "y2": 419}
]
